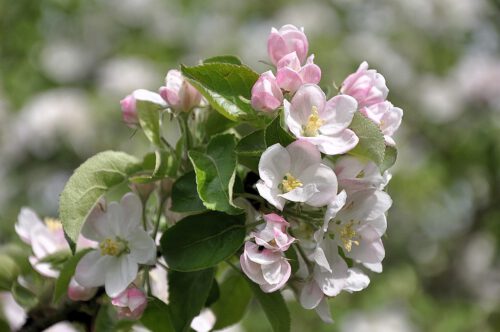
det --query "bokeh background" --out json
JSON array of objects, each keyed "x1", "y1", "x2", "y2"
[{"x1": 1, "y1": 0, "x2": 500, "y2": 331}]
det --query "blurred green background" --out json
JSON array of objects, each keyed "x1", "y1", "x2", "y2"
[{"x1": 1, "y1": 0, "x2": 500, "y2": 331}]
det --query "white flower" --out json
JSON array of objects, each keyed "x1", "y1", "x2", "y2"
[
  {"x1": 284, "y1": 84, "x2": 359, "y2": 155},
  {"x1": 75, "y1": 193, "x2": 156, "y2": 297},
  {"x1": 256, "y1": 140, "x2": 338, "y2": 210},
  {"x1": 334, "y1": 156, "x2": 391, "y2": 193},
  {"x1": 326, "y1": 189, "x2": 392, "y2": 272}
]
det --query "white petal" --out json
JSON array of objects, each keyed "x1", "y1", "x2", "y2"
[
  {"x1": 287, "y1": 140, "x2": 322, "y2": 175},
  {"x1": 240, "y1": 253, "x2": 266, "y2": 285},
  {"x1": 290, "y1": 84, "x2": 326, "y2": 126},
  {"x1": 260, "y1": 260, "x2": 291, "y2": 292},
  {"x1": 320, "y1": 95, "x2": 358, "y2": 135},
  {"x1": 279, "y1": 183, "x2": 318, "y2": 202},
  {"x1": 132, "y1": 89, "x2": 167, "y2": 107},
  {"x1": 75, "y1": 251, "x2": 111, "y2": 288},
  {"x1": 81, "y1": 201, "x2": 118, "y2": 241},
  {"x1": 304, "y1": 130, "x2": 359, "y2": 155},
  {"x1": 15, "y1": 208, "x2": 43, "y2": 244},
  {"x1": 244, "y1": 242, "x2": 282, "y2": 265},
  {"x1": 120, "y1": 193, "x2": 143, "y2": 233},
  {"x1": 256, "y1": 181, "x2": 286, "y2": 211},
  {"x1": 190, "y1": 309, "x2": 216, "y2": 332},
  {"x1": 284, "y1": 99, "x2": 304, "y2": 138},
  {"x1": 127, "y1": 229, "x2": 157, "y2": 264},
  {"x1": 301, "y1": 164, "x2": 338, "y2": 207},
  {"x1": 323, "y1": 190, "x2": 347, "y2": 230},
  {"x1": 343, "y1": 267, "x2": 370, "y2": 292},
  {"x1": 363, "y1": 262, "x2": 383, "y2": 273},
  {"x1": 262, "y1": 260, "x2": 283, "y2": 285},
  {"x1": 310, "y1": 247, "x2": 331, "y2": 273},
  {"x1": 299, "y1": 280, "x2": 323, "y2": 309},
  {"x1": 258, "y1": 144, "x2": 290, "y2": 187},
  {"x1": 315, "y1": 297, "x2": 334, "y2": 323},
  {"x1": 104, "y1": 255, "x2": 138, "y2": 297}
]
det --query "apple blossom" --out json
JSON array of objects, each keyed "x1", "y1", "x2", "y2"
[
  {"x1": 240, "y1": 241, "x2": 292, "y2": 293},
  {"x1": 340, "y1": 61, "x2": 389, "y2": 108},
  {"x1": 67, "y1": 277, "x2": 97, "y2": 301},
  {"x1": 284, "y1": 84, "x2": 359, "y2": 155},
  {"x1": 252, "y1": 213, "x2": 295, "y2": 251},
  {"x1": 276, "y1": 52, "x2": 321, "y2": 93},
  {"x1": 159, "y1": 69, "x2": 202, "y2": 112},
  {"x1": 326, "y1": 189, "x2": 392, "y2": 272},
  {"x1": 111, "y1": 286, "x2": 148, "y2": 320},
  {"x1": 256, "y1": 140, "x2": 338, "y2": 210},
  {"x1": 75, "y1": 193, "x2": 156, "y2": 297},
  {"x1": 251, "y1": 71, "x2": 283, "y2": 112},
  {"x1": 268, "y1": 24, "x2": 309, "y2": 65},
  {"x1": 334, "y1": 156, "x2": 391, "y2": 193},
  {"x1": 360, "y1": 101, "x2": 403, "y2": 146}
]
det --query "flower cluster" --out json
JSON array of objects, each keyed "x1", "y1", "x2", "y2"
[{"x1": 241, "y1": 24, "x2": 402, "y2": 322}]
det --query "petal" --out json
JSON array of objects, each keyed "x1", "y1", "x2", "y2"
[
  {"x1": 290, "y1": 84, "x2": 326, "y2": 126},
  {"x1": 304, "y1": 130, "x2": 359, "y2": 155},
  {"x1": 276, "y1": 67, "x2": 302, "y2": 93},
  {"x1": 127, "y1": 229, "x2": 157, "y2": 264},
  {"x1": 300, "y1": 164, "x2": 338, "y2": 207},
  {"x1": 240, "y1": 253, "x2": 266, "y2": 285},
  {"x1": 120, "y1": 193, "x2": 143, "y2": 233},
  {"x1": 323, "y1": 190, "x2": 347, "y2": 230},
  {"x1": 342, "y1": 190, "x2": 392, "y2": 222},
  {"x1": 244, "y1": 242, "x2": 282, "y2": 265},
  {"x1": 343, "y1": 267, "x2": 370, "y2": 292},
  {"x1": 299, "y1": 280, "x2": 323, "y2": 309},
  {"x1": 310, "y1": 247, "x2": 331, "y2": 273},
  {"x1": 363, "y1": 262, "x2": 383, "y2": 273},
  {"x1": 105, "y1": 255, "x2": 138, "y2": 297},
  {"x1": 75, "y1": 251, "x2": 111, "y2": 288},
  {"x1": 262, "y1": 260, "x2": 283, "y2": 285},
  {"x1": 132, "y1": 89, "x2": 167, "y2": 108},
  {"x1": 15, "y1": 208, "x2": 43, "y2": 244},
  {"x1": 81, "y1": 201, "x2": 120, "y2": 241},
  {"x1": 261, "y1": 260, "x2": 291, "y2": 292},
  {"x1": 256, "y1": 181, "x2": 286, "y2": 211},
  {"x1": 299, "y1": 63, "x2": 321, "y2": 85},
  {"x1": 279, "y1": 183, "x2": 319, "y2": 202},
  {"x1": 315, "y1": 297, "x2": 334, "y2": 323},
  {"x1": 191, "y1": 309, "x2": 216, "y2": 332},
  {"x1": 287, "y1": 140, "x2": 322, "y2": 175},
  {"x1": 258, "y1": 144, "x2": 290, "y2": 186},
  {"x1": 284, "y1": 100, "x2": 303, "y2": 138},
  {"x1": 381, "y1": 106, "x2": 403, "y2": 137},
  {"x1": 320, "y1": 95, "x2": 358, "y2": 135},
  {"x1": 276, "y1": 51, "x2": 301, "y2": 71}
]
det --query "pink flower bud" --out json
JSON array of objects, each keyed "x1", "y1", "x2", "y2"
[
  {"x1": 159, "y1": 70, "x2": 202, "y2": 113},
  {"x1": 111, "y1": 286, "x2": 147, "y2": 320},
  {"x1": 268, "y1": 24, "x2": 309, "y2": 65},
  {"x1": 276, "y1": 52, "x2": 321, "y2": 93},
  {"x1": 340, "y1": 61, "x2": 389, "y2": 108},
  {"x1": 68, "y1": 277, "x2": 97, "y2": 301},
  {"x1": 253, "y1": 214, "x2": 295, "y2": 252},
  {"x1": 120, "y1": 94, "x2": 138, "y2": 128},
  {"x1": 251, "y1": 71, "x2": 283, "y2": 112}
]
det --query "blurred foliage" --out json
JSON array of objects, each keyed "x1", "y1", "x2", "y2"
[{"x1": 1, "y1": 0, "x2": 500, "y2": 331}]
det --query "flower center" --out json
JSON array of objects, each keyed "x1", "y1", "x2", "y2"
[
  {"x1": 44, "y1": 218, "x2": 62, "y2": 232},
  {"x1": 303, "y1": 106, "x2": 323, "y2": 137},
  {"x1": 99, "y1": 237, "x2": 128, "y2": 256},
  {"x1": 281, "y1": 173, "x2": 303, "y2": 193},
  {"x1": 339, "y1": 220, "x2": 359, "y2": 252}
]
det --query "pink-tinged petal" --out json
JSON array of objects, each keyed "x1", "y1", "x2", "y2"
[
  {"x1": 303, "y1": 129, "x2": 359, "y2": 155},
  {"x1": 299, "y1": 63, "x2": 321, "y2": 85},
  {"x1": 299, "y1": 279, "x2": 323, "y2": 309},
  {"x1": 267, "y1": 25, "x2": 308, "y2": 65},
  {"x1": 283, "y1": 100, "x2": 303, "y2": 137},
  {"x1": 68, "y1": 277, "x2": 97, "y2": 301},
  {"x1": 340, "y1": 61, "x2": 389, "y2": 108},
  {"x1": 368, "y1": 215, "x2": 388, "y2": 236},
  {"x1": 75, "y1": 251, "x2": 112, "y2": 288},
  {"x1": 276, "y1": 51, "x2": 301, "y2": 71},
  {"x1": 299, "y1": 164, "x2": 338, "y2": 207},
  {"x1": 258, "y1": 143, "x2": 290, "y2": 186},
  {"x1": 120, "y1": 193, "x2": 143, "y2": 233},
  {"x1": 240, "y1": 253, "x2": 266, "y2": 285},
  {"x1": 290, "y1": 84, "x2": 326, "y2": 126},
  {"x1": 347, "y1": 233, "x2": 385, "y2": 268},
  {"x1": 343, "y1": 267, "x2": 370, "y2": 293},
  {"x1": 267, "y1": 31, "x2": 288, "y2": 65},
  {"x1": 30, "y1": 256, "x2": 59, "y2": 278},
  {"x1": 120, "y1": 94, "x2": 138, "y2": 128},
  {"x1": 310, "y1": 246, "x2": 331, "y2": 273},
  {"x1": 361, "y1": 101, "x2": 389, "y2": 124},
  {"x1": 381, "y1": 106, "x2": 403, "y2": 137},
  {"x1": 261, "y1": 260, "x2": 283, "y2": 285},
  {"x1": 30, "y1": 227, "x2": 65, "y2": 259},
  {"x1": 342, "y1": 190, "x2": 392, "y2": 222},
  {"x1": 276, "y1": 67, "x2": 303, "y2": 93},
  {"x1": 244, "y1": 242, "x2": 282, "y2": 265},
  {"x1": 279, "y1": 183, "x2": 319, "y2": 202},
  {"x1": 104, "y1": 255, "x2": 138, "y2": 297},
  {"x1": 315, "y1": 297, "x2": 334, "y2": 323},
  {"x1": 256, "y1": 181, "x2": 286, "y2": 211},
  {"x1": 287, "y1": 140, "x2": 322, "y2": 175},
  {"x1": 132, "y1": 89, "x2": 167, "y2": 107},
  {"x1": 105, "y1": 201, "x2": 125, "y2": 238},
  {"x1": 251, "y1": 71, "x2": 283, "y2": 112},
  {"x1": 319, "y1": 95, "x2": 358, "y2": 135},
  {"x1": 126, "y1": 229, "x2": 156, "y2": 264},
  {"x1": 261, "y1": 260, "x2": 291, "y2": 293},
  {"x1": 313, "y1": 241, "x2": 349, "y2": 296},
  {"x1": 15, "y1": 208, "x2": 43, "y2": 244},
  {"x1": 81, "y1": 201, "x2": 117, "y2": 241}
]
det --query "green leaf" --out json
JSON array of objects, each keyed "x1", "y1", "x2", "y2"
[
  {"x1": 168, "y1": 268, "x2": 215, "y2": 332},
  {"x1": 265, "y1": 114, "x2": 295, "y2": 147},
  {"x1": 59, "y1": 151, "x2": 142, "y2": 252},
  {"x1": 160, "y1": 211, "x2": 245, "y2": 272},
  {"x1": 285, "y1": 246, "x2": 299, "y2": 275},
  {"x1": 141, "y1": 297, "x2": 176, "y2": 332},
  {"x1": 205, "y1": 109, "x2": 237, "y2": 137},
  {"x1": 205, "y1": 279, "x2": 220, "y2": 307},
  {"x1": 53, "y1": 248, "x2": 92, "y2": 303},
  {"x1": 170, "y1": 171, "x2": 207, "y2": 213},
  {"x1": 0, "y1": 254, "x2": 20, "y2": 291},
  {"x1": 203, "y1": 55, "x2": 242, "y2": 65},
  {"x1": 189, "y1": 134, "x2": 242, "y2": 215},
  {"x1": 181, "y1": 63, "x2": 268, "y2": 127},
  {"x1": 11, "y1": 280, "x2": 38, "y2": 309},
  {"x1": 212, "y1": 271, "x2": 252, "y2": 330},
  {"x1": 94, "y1": 304, "x2": 118, "y2": 332},
  {"x1": 381, "y1": 145, "x2": 398, "y2": 172},
  {"x1": 130, "y1": 150, "x2": 177, "y2": 183},
  {"x1": 236, "y1": 130, "x2": 266, "y2": 172},
  {"x1": 135, "y1": 90, "x2": 166, "y2": 147},
  {"x1": 247, "y1": 281, "x2": 291, "y2": 332},
  {"x1": 348, "y1": 112, "x2": 386, "y2": 165}
]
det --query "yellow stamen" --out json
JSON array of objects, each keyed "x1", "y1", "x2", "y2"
[
  {"x1": 44, "y1": 218, "x2": 62, "y2": 232},
  {"x1": 99, "y1": 238, "x2": 127, "y2": 256},
  {"x1": 303, "y1": 106, "x2": 324, "y2": 137},
  {"x1": 339, "y1": 221, "x2": 359, "y2": 252},
  {"x1": 281, "y1": 173, "x2": 303, "y2": 193}
]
